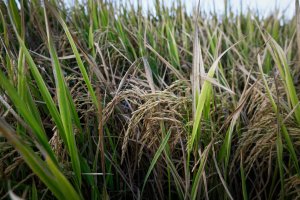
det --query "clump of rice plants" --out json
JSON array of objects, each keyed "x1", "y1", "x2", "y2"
[{"x1": 1, "y1": 0, "x2": 300, "y2": 199}]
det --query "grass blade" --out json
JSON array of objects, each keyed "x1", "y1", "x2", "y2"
[
  {"x1": 47, "y1": 2, "x2": 99, "y2": 110},
  {"x1": 141, "y1": 130, "x2": 171, "y2": 194},
  {"x1": 189, "y1": 42, "x2": 237, "y2": 153},
  {"x1": 44, "y1": 7, "x2": 81, "y2": 186},
  {"x1": 0, "y1": 70, "x2": 56, "y2": 162},
  {"x1": 0, "y1": 119, "x2": 81, "y2": 200},
  {"x1": 191, "y1": 143, "x2": 211, "y2": 200},
  {"x1": 258, "y1": 55, "x2": 300, "y2": 174},
  {"x1": 7, "y1": 4, "x2": 66, "y2": 152}
]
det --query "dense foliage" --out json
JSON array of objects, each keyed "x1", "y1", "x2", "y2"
[{"x1": 1, "y1": 0, "x2": 300, "y2": 199}]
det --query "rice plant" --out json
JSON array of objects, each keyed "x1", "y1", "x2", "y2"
[{"x1": 1, "y1": 0, "x2": 300, "y2": 199}]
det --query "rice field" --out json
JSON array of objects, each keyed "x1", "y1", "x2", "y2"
[{"x1": 1, "y1": 0, "x2": 300, "y2": 199}]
